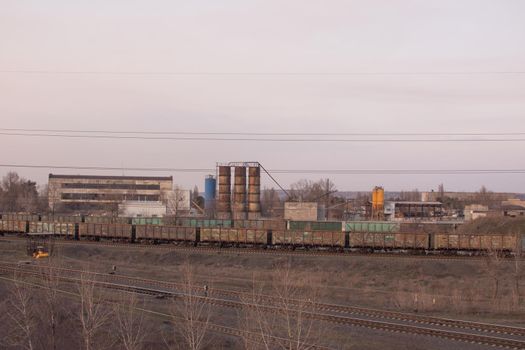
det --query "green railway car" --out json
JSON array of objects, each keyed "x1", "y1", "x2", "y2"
[
  {"x1": 175, "y1": 218, "x2": 233, "y2": 228},
  {"x1": 288, "y1": 221, "x2": 343, "y2": 232},
  {"x1": 344, "y1": 221, "x2": 400, "y2": 233},
  {"x1": 131, "y1": 217, "x2": 163, "y2": 225}
]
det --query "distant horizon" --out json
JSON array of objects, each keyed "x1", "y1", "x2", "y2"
[{"x1": 1, "y1": 168, "x2": 523, "y2": 196}]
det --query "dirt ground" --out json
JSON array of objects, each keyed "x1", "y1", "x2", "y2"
[{"x1": 1, "y1": 238, "x2": 524, "y2": 349}]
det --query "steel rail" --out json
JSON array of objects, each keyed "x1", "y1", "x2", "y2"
[
  {"x1": 1, "y1": 264, "x2": 525, "y2": 349},
  {"x1": 0, "y1": 274, "x2": 331, "y2": 350}
]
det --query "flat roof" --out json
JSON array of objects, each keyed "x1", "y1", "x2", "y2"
[{"x1": 49, "y1": 174, "x2": 173, "y2": 181}]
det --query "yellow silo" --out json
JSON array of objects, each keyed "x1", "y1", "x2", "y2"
[{"x1": 372, "y1": 186, "x2": 385, "y2": 219}]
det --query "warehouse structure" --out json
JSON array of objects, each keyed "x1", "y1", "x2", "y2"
[
  {"x1": 48, "y1": 174, "x2": 173, "y2": 213},
  {"x1": 384, "y1": 201, "x2": 443, "y2": 221}
]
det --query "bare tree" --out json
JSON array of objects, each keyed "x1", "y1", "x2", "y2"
[
  {"x1": 39, "y1": 260, "x2": 63, "y2": 350},
  {"x1": 240, "y1": 261, "x2": 324, "y2": 350},
  {"x1": 484, "y1": 248, "x2": 504, "y2": 301},
  {"x1": 166, "y1": 261, "x2": 211, "y2": 350},
  {"x1": 113, "y1": 292, "x2": 148, "y2": 350},
  {"x1": 289, "y1": 178, "x2": 336, "y2": 203},
  {"x1": 77, "y1": 272, "x2": 113, "y2": 350},
  {"x1": 239, "y1": 277, "x2": 276, "y2": 350},
  {"x1": 3, "y1": 272, "x2": 36, "y2": 350},
  {"x1": 512, "y1": 255, "x2": 523, "y2": 307},
  {"x1": 164, "y1": 185, "x2": 192, "y2": 221},
  {"x1": 261, "y1": 187, "x2": 283, "y2": 218},
  {"x1": 0, "y1": 172, "x2": 40, "y2": 212}
]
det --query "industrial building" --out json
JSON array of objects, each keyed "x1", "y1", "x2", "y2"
[
  {"x1": 284, "y1": 202, "x2": 323, "y2": 221},
  {"x1": 421, "y1": 191, "x2": 518, "y2": 202},
  {"x1": 384, "y1": 201, "x2": 443, "y2": 221},
  {"x1": 48, "y1": 174, "x2": 173, "y2": 213}
]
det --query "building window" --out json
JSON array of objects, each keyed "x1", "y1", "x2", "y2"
[
  {"x1": 61, "y1": 183, "x2": 161, "y2": 190},
  {"x1": 61, "y1": 193, "x2": 160, "y2": 202}
]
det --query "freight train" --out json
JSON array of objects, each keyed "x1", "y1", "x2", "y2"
[{"x1": 0, "y1": 217, "x2": 522, "y2": 256}]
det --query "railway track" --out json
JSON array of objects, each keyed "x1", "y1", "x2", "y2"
[
  {"x1": 2, "y1": 262, "x2": 525, "y2": 349},
  {"x1": 5, "y1": 261, "x2": 525, "y2": 337},
  {"x1": 0, "y1": 273, "x2": 330, "y2": 350},
  {"x1": 2, "y1": 235, "x2": 519, "y2": 262}
]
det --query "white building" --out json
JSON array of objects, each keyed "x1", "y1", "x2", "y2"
[{"x1": 118, "y1": 201, "x2": 167, "y2": 217}]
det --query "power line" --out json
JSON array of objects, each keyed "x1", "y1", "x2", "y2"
[
  {"x1": 1, "y1": 128, "x2": 524, "y2": 137},
  {"x1": 1, "y1": 132, "x2": 524, "y2": 142},
  {"x1": 1, "y1": 70, "x2": 525, "y2": 76},
  {"x1": 0, "y1": 164, "x2": 523, "y2": 175}
]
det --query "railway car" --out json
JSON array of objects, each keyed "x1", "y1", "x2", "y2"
[
  {"x1": 174, "y1": 218, "x2": 233, "y2": 228},
  {"x1": 135, "y1": 225, "x2": 196, "y2": 243},
  {"x1": 29, "y1": 221, "x2": 75, "y2": 238},
  {"x1": 233, "y1": 219, "x2": 287, "y2": 231},
  {"x1": 40, "y1": 215, "x2": 82, "y2": 223},
  {"x1": 78, "y1": 223, "x2": 132, "y2": 240},
  {"x1": 288, "y1": 221, "x2": 343, "y2": 232},
  {"x1": 0, "y1": 220, "x2": 27, "y2": 233},
  {"x1": 400, "y1": 222, "x2": 459, "y2": 234},
  {"x1": 272, "y1": 230, "x2": 345, "y2": 249},
  {"x1": 2, "y1": 213, "x2": 523, "y2": 257},
  {"x1": 200, "y1": 228, "x2": 267, "y2": 246},
  {"x1": 432, "y1": 233, "x2": 519, "y2": 253},
  {"x1": 349, "y1": 232, "x2": 429, "y2": 251},
  {"x1": 131, "y1": 217, "x2": 163, "y2": 225},
  {"x1": 0, "y1": 213, "x2": 39, "y2": 222},
  {"x1": 343, "y1": 221, "x2": 400, "y2": 233}
]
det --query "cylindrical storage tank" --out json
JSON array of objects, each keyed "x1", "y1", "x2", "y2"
[
  {"x1": 233, "y1": 166, "x2": 247, "y2": 220},
  {"x1": 248, "y1": 166, "x2": 261, "y2": 219},
  {"x1": 375, "y1": 187, "x2": 384, "y2": 209},
  {"x1": 204, "y1": 175, "x2": 217, "y2": 211},
  {"x1": 372, "y1": 186, "x2": 385, "y2": 219},
  {"x1": 217, "y1": 166, "x2": 232, "y2": 219}
]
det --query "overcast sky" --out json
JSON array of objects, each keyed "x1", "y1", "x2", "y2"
[{"x1": 1, "y1": 0, "x2": 524, "y2": 192}]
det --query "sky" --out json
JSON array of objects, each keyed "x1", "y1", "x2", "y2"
[{"x1": 1, "y1": 0, "x2": 524, "y2": 192}]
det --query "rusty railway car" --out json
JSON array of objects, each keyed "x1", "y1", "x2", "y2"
[
  {"x1": 233, "y1": 219, "x2": 288, "y2": 231},
  {"x1": 135, "y1": 225, "x2": 196, "y2": 243},
  {"x1": 29, "y1": 221, "x2": 75, "y2": 238},
  {"x1": 0, "y1": 220, "x2": 27, "y2": 233},
  {"x1": 1, "y1": 216, "x2": 523, "y2": 256},
  {"x1": 432, "y1": 233, "x2": 519, "y2": 252},
  {"x1": 78, "y1": 223, "x2": 132, "y2": 240},
  {"x1": 349, "y1": 232, "x2": 430, "y2": 250},
  {"x1": 200, "y1": 228, "x2": 267, "y2": 246},
  {"x1": 272, "y1": 230, "x2": 345, "y2": 248}
]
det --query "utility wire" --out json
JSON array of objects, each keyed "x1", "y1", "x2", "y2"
[
  {"x1": 1, "y1": 128, "x2": 524, "y2": 137},
  {"x1": 258, "y1": 163, "x2": 290, "y2": 198},
  {"x1": 0, "y1": 164, "x2": 523, "y2": 175},
  {"x1": 2, "y1": 70, "x2": 525, "y2": 76},
  {"x1": 1, "y1": 132, "x2": 524, "y2": 142}
]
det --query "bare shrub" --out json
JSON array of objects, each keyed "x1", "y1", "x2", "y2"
[
  {"x1": 77, "y1": 272, "x2": 113, "y2": 350},
  {"x1": 240, "y1": 260, "x2": 325, "y2": 350},
  {"x1": 113, "y1": 292, "x2": 148, "y2": 350},
  {"x1": 166, "y1": 260, "x2": 211, "y2": 350},
  {"x1": 484, "y1": 248, "x2": 504, "y2": 301},
  {"x1": 512, "y1": 255, "x2": 523, "y2": 308},
  {"x1": 39, "y1": 260, "x2": 63, "y2": 350},
  {"x1": 2, "y1": 272, "x2": 37, "y2": 350}
]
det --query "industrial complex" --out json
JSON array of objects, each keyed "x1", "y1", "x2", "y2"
[{"x1": 44, "y1": 161, "x2": 524, "y2": 224}]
